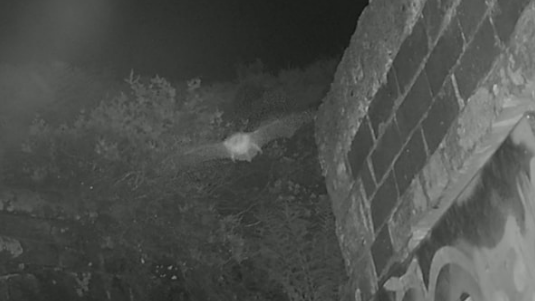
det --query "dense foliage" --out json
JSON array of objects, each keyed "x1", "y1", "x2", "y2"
[{"x1": 0, "y1": 59, "x2": 345, "y2": 301}]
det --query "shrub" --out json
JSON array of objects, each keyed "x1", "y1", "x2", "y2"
[{"x1": 1, "y1": 61, "x2": 345, "y2": 301}]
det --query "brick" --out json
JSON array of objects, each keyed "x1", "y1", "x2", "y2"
[
  {"x1": 454, "y1": 17, "x2": 500, "y2": 100},
  {"x1": 355, "y1": 188, "x2": 375, "y2": 243},
  {"x1": 421, "y1": 152, "x2": 450, "y2": 207},
  {"x1": 394, "y1": 129, "x2": 427, "y2": 196},
  {"x1": 422, "y1": 0, "x2": 455, "y2": 44},
  {"x1": 368, "y1": 69, "x2": 400, "y2": 138},
  {"x1": 356, "y1": 253, "x2": 378, "y2": 301},
  {"x1": 389, "y1": 195, "x2": 414, "y2": 252},
  {"x1": 457, "y1": 0, "x2": 488, "y2": 40},
  {"x1": 331, "y1": 187, "x2": 352, "y2": 226},
  {"x1": 371, "y1": 225, "x2": 394, "y2": 277},
  {"x1": 371, "y1": 123, "x2": 402, "y2": 182},
  {"x1": 393, "y1": 18, "x2": 429, "y2": 95},
  {"x1": 396, "y1": 71, "x2": 433, "y2": 140},
  {"x1": 424, "y1": 17, "x2": 464, "y2": 96},
  {"x1": 411, "y1": 176, "x2": 429, "y2": 213},
  {"x1": 389, "y1": 178, "x2": 428, "y2": 252},
  {"x1": 349, "y1": 117, "x2": 374, "y2": 178},
  {"x1": 370, "y1": 172, "x2": 399, "y2": 230},
  {"x1": 422, "y1": 77, "x2": 460, "y2": 154},
  {"x1": 422, "y1": 0, "x2": 456, "y2": 45},
  {"x1": 344, "y1": 195, "x2": 374, "y2": 257},
  {"x1": 361, "y1": 160, "x2": 376, "y2": 198},
  {"x1": 492, "y1": 0, "x2": 531, "y2": 44}
]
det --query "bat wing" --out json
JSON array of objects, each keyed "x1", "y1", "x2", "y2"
[
  {"x1": 249, "y1": 110, "x2": 315, "y2": 148},
  {"x1": 163, "y1": 142, "x2": 232, "y2": 168},
  {"x1": 161, "y1": 109, "x2": 316, "y2": 169}
]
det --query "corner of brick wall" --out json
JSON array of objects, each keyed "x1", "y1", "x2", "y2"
[
  {"x1": 317, "y1": 0, "x2": 535, "y2": 300},
  {"x1": 315, "y1": 0, "x2": 425, "y2": 216},
  {"x1": 315, "y1": 0, "x2": 424, "y2": 290}
]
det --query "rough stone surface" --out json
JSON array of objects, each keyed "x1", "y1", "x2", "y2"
[
  {"x1": 424, "y1": 17, "x2": 464, "y2": 96},
  {"x1": 454, "y1": 17, "x2": 501, "y2": 100},
  {"x1": 316, "y1": 0, "x2": 425, "y2": 207},
  {"x1": 420, "y1": 151, "x2": 450, "y2": 207},
  {"x1": 348, "y1": 117, "x2": 375, "y2": 180},
  {"x1": 393, "y1": 18, "x2": 429, "y2": 95},
  {"x1": 388, "y1": 175, "x2": 428, "y2": 267},
  {"x1": 316, "y1": 0, "x2": 535, "y2": 300},
  {"x1": 422, "y1": 77, "x2": 460, "y2": 154},
  {"x1": 368, "y1": 69, "x2": 400, "y2": 138}
]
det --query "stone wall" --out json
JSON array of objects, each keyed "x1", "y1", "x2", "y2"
[{"x1": 315, "y1": 0, "x2": 535, "y2": 300}]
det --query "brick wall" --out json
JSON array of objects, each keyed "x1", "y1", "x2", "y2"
[{"x1": 315, "y1": 0, "x2": 535, "y2": 300}]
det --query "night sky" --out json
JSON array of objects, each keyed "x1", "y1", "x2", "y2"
[{"x1": 0, "y1": 0, "x2": 368, "y2": 81}]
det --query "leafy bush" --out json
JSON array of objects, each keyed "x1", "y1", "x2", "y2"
[
  {"x1": 230, "y1": 58, "x2": 336, "y2": 130},
  {"x1": 249, "y1": 179, "x2": 345, "y2": 301},
  {"x1": 0, "y1": 60, "x2": 345, "y2": 301}
]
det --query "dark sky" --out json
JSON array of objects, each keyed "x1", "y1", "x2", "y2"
[{"x1": 0, "y1": 0, "x2": 368, "y2": 81}]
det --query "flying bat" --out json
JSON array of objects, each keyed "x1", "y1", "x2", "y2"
[{"x1": 165, "y1": 109, "x2": 316, "y2": 167}]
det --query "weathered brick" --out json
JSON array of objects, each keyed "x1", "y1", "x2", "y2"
[
  {"x1": 389, "y1": 177, "x2": 427, "y2": 252},
  {"x1": 492, "y1": 0, "x2": 531, "y2": 44},
  {"x1": 441, "y1": 88, "x2": 495, "y2": 173},
  {"x1": 424, "y1": 17, "x2": 464, "y2": 95},
  {"x1": 370, "y1": 172, "x2": 399, "y2": 230},
  {"x1": 343, "y1": 193, "x2": 374, "y2": 258},
  {"x1": 361, "y1": 160, "x2": 376, "y2": 198},
  {"x1": 371, "y1": 225, "x2": 394, "y2": 277},
  {"x1": 396, "y1": 71, "x2": 433, "y2": 140},
  {"x1": 422, "y1": 0, "x2": 456, "y2": 45},
  {"x1": 454, "y1": 17, "x2": 500, "y2": 100},
  {"x1": 458, "y1": 0, "x2": 488, "y2": 40},
  {"x1": 356, "y1": 252, "x2": 378, "y2": 301},
  {"x1": 371, "y1": 123, "x2": 402, "y2": 183},
  {"x1": 368, "y1": 69, "x2": 400, "y2": 138},
  {"x1": 393, "y1": 18, "x2": 429, "y2": 95},
  {"x1": 332, "y1": 195, "x2": 351, "y2": 229},
  {"x1": 349, "y1": 117, "x2": 374, "y2": 178},
  {"x1": 421, "y1": 152, "x2": 450, "y2": 207},
  {"x1": 394, "y1": 129, "x2": 427, "y2": 196},
  {"x1": 422, "y1": 77, "x2": 460, "y2": 154},
  {"x1": 389, "y1": 196, "x2": 414, "y2": 253}
]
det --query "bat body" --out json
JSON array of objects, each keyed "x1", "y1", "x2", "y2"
[{"x1": 167, "y1": 109, "x2": 315, "y2": 166}]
